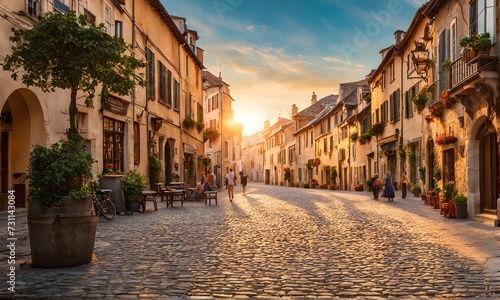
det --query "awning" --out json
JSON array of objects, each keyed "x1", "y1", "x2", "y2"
[
  {"x1": 408, "y1": 137, "x2": 422, "y2": 144},
  {"x1": 381, "y1": 140, "x2": 398, "y2": 152},
  {"x1": 184, "y1": 143, "x2": 196, "y2": 154}
]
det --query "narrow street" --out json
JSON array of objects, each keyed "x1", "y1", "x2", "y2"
[{"x1": 4, "y1": 183, "x2": 500, "y2": 299}]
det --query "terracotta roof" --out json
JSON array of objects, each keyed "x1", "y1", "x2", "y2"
[
  {"x1": 294, "y1": 94, "x2": 338, "y2": 119},
  {"x1": 203, "y1": 70, "x2": 226, "y2": 88}
]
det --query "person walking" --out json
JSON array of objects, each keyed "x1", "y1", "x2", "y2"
[
  {"x1": 225, "y1": 168, "x2": 237, "y2": 202},
  {"x1": 401, "y1": 171, "x2": 409, "y2": 199},
  {"x1": 371, "y1": 173, "x2": 382, "y2": 200},
  {"x1": 239, "y1": 171, "x2": 248, "y2": 196},
  {"x1": 381, "y1": 171, "x2": 395, "y2": 201}
]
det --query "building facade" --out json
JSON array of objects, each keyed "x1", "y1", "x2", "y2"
[{"x1": 0, "y1": 0, "x2": 205, "y2": 206}]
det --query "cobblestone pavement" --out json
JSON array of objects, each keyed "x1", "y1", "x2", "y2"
[{"x1": 1, "y1": 183, "x2": 500, "y2": 299}]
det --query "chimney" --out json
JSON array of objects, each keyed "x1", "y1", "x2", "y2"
[
  {"x1": 291, "y1": 104, "x2": 298, "y2": 117},
  {"x1": 394, "y1": 30, "x2": 405, "y2": 43},
  {"x1": 311, "y1": 92, "x2": 317, "y2": 105},
  {"x1": 264, "y1": 120, "x2": 270, "y2": 130}
]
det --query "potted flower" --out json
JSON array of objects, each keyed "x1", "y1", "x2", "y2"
[
  {"x1": 460, "y1": 32, "x2": 492, "y2": 62},
  {"x1": 121, "y1": 170, "x2": 148, "y2": 212},
  {"x1": 350, "y1": 132, "x2": 358, "y2": 142},
  {"x1": 311, "y1": 178, "x2": 319, "y2": 188},
  {"x1": 436, "y1": 134, "x2": 458, "y2": 145},
  {"x1": 429, "y1": 100, "x2": 445, "y2": 118},
  {"x1": 370, "y1": 122, "x2": 385, "y2": 135},
  {"x1": 453, "y1": 192, "x2": 468, "y2": 219}
]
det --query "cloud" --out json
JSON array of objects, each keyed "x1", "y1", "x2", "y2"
[
  {"x1": 246, "y1": 25, "x2": 255, "y2": 31},
  {"x1": 322, "y1": 56, "x2": 351, "y2": 65}
]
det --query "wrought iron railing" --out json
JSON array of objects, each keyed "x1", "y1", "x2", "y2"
[{"x1": 449, "y1": 56, "x2": 477, "y2": 89}]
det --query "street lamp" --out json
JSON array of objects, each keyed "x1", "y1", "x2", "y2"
[{"x1": 410, "y1": 40, "x2": 430, "y2": 81}]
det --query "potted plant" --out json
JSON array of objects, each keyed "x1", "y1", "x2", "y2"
[
  {"x1": 418, "y1": 166, "x2": 426, "y2": 182},
  {"x1": 149, "y1": 155, "x2": 163, "y2": 188},
  {"x1": 433, "y1": 165, "x2": 441, "y2": 180},
  {"x1": 453, "y1": 192, "x2": 468, "y2": 219},
  {"x1": 410, "y1": 182, "x2": 421, "y2": 197},
  {"x1": 121, "y1": 170, "x2": 148, "y2": 212},
  {"x1": 26, "y1": 135, "x2": 97, "y2": 267}
]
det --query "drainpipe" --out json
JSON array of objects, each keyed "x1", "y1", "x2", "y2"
[{"x1": 400, "y1": 52, "x2": 405, "y2": 180}]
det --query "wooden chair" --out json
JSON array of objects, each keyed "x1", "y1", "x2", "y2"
[
  {"x1": 140, "y1": 190, "x2": 158, "y2": 212},
  {"x1": 204, "y1": 191, "x2": 218, "y2": 205}
]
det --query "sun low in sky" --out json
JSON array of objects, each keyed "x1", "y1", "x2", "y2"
[{"x1": 163, "y1": 0, "x2": 427, "y2": 136}]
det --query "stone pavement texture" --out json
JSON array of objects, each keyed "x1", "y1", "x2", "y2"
[{"x1": 1, "y1": 183, "x2": 500, "y2": 299}]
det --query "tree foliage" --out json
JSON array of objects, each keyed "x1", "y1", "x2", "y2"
[{"x1": 2, "y1": 12, "x2": 145, "y2": 134}]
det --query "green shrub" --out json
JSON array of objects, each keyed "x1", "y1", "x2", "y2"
[{"x1": 121, "y1": 170, "x2": 147, "y2": 202}]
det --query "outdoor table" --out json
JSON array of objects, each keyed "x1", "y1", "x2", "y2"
[
  {"x1": 163, "y1": 190, "x2": 185, "y2": 207},
  {"x1": 154, "y1": 183, "x2": 165, "y2": 194}
]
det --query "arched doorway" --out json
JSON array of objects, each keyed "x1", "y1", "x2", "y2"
[
  {"x1": 1, "y1": 89, "x2": 44, "y2": 207},
  {"x1": 477, "y1": 122, "x2": 498, "y2": 214}
]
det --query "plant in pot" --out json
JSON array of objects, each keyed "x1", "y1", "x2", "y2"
[
  {"x1": 121, "y1": 170, "x2": 148, "y2": 212},
  {"x1": 26, "y1": 135, "x2": 97, "y2": 267},
  {"x1": 3, "y1": 12, "x2": 145, "y2": 268},
  {"x1": 149, "y1": 155, "x2": 163, "y2": 188},
  {"x1": 410, "y1": 182, "x2": 421, "y2": 197},
  {"x1": 453, "y1": 192, "x2": 468, "y2": 219}
]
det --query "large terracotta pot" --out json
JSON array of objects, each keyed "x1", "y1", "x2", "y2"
[{"x1": 28, "y1": 196, "x2": 98, "y2": 268}]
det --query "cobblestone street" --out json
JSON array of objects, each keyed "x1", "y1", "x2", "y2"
[{"x1": 3, "y1": 183, "x2": 500, "y2": 299}]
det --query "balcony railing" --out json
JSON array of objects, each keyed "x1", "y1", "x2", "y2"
[
  {"x1": 449, "y1": 54, "x2": 498, "y2": 90},
  {"x1": 449, "y1": 56, "x2": 477, "y2": 89}
]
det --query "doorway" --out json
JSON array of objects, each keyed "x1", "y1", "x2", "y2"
[{"x1": 478, "y1": 123, "x2": 498, "y2": 214}]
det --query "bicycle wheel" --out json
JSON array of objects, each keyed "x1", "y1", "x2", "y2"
[{"x1": 100, "y1": 199, "x2": 116, "y2": 220}]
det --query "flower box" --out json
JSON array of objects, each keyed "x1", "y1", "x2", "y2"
[{"x1": 436, "y1": 135, "x2": 458, "y2": 145}]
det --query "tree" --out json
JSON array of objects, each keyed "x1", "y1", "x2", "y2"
[{"x1": 2, "y1": 12, "x2": 145, "y2": 135}]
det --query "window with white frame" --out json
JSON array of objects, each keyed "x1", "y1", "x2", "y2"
[
  {"x1": 450, "y1": 18, "x2": 457, "y2": 62},
  {"x1": 104, "y1": 5, "x2": 112, "y2": 34},
  {"x1": 470, "y1": 0, "x2": 495, "y2": 40}
]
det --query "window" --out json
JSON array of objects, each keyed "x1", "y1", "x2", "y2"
[
  {"x1": 323, "y1": 138, "x2": 327, "y2": 153},
  {"x1": 330, "y1": 136, "x2": 333, "y2": 152},
  {"x1": 383, "y1": 101, "x2": 389, "y2": 124},
  {"x1": 310, "y1": 130, "x2": 313, "y2": 146},
  {"x1": 404, "y1": 89, "x2": 414, "y2": 118},
  {"x1": 103, "y1": 117, "x2": 124, "y2": 172},
  {"x1": 185, "y1": 55, "x2": 189, "y2": 76},
  {"x1": 158, "y1": 62, "x2": 167, "y2": 104},
  {"x1": 352, "y1": 144, "x2": 356, "y2": 159},
  {"x1": 389, "y1": 89, "x2": 400, "y2": 122},
  {"x1": 167, "y1": 70, "x2": 172, "y2": 106},
  {"x1": 197, "y1": 103, "x2": 203, "y2": 124},
  {"x1": 185, "y1": 92, "x2": 192, "y2": 118},
  {"x1": 115, "y1": 20, "x2": 123, "y2": 38},
  {"x1": 450, "y1": 18, "x2": 457, "y2": 62},
  {"x1": 173, "y1": 79, "x2": 179, "y2": 110},
  {"x1": 26, "y1": 0, "x2": 41, "y2": 18},
  {"x1": 54, "y1": 0, "x2": 71, "y2": 13},
  {"x1": 146, "y1": 48, "x2": 155, "y2": 100},
  {"x1": 382, "y1": 71, "x2": 386, "y2": 91},
  {"x1": 389, "y1": 60, "x2": 395, "y2": 83},
  {"x1": 104, "y1": 5, "x2": 112, "y2": 34},
  {"x1": 305, "y1": 132, "x2": 308, "y2": 147},
  {"x1": 133, "y1": 122, "x2": 140, "y2": 165},
  {"x1": 470, "y1": 0, "x2": 495, "y2": 40}
]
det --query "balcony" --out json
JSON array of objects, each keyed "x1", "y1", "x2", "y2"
[{"x1": 447, "y1": 54, "x2": 499, "y2": 118}]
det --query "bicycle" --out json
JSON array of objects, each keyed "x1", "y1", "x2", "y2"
[{"x1": 91, "y1": 188, "x2": 116, "y2": 220}]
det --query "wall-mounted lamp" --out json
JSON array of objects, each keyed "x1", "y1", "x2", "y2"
[
  {"x1": 409, "y1": 40, "x2": 430, "y2": 81},
  {"x1": 151, "y1": 117, "x2": 163, "y2": 131}
]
